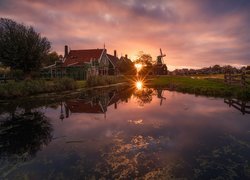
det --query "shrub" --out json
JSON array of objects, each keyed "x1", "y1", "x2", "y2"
[
  {"x1": 0, "y1": 77, "x2": 77, "y2": 99},
  {"x1": 86, "y1": 76, "x2": 124, "y2": 87},
  {"x1": 10, "y1": 69, "x2": 24, "y2": 80},
  {"x1": 53, "y1": 77, "x2": 77, "y2": 91},
  {"x1": 30, "y1": 71, "x2": 41, "y2": 79}
]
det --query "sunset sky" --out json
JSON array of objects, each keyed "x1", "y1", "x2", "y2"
[{"x1": 0, "y1": 0, "x2": 250, "y2": 70}]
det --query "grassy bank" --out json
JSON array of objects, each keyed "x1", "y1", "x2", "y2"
[
  {"x1": 86, "y1": 75, "x2": 127, "y2": 87},
  {"x1": 150, "y1": 76, "x2": 250, "y2": 100},
  {"x1": 0, "y1": 76, "x2": 127, "y2": 99},
  {"x1": 0, "y1": 78, "x2": 86, "y2": 99}
]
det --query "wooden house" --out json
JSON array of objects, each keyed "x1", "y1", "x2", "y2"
[
  {"x1": 107, "y1": 50, "x2": 120, "y2": 75},
  {"x1": 42, "y1": 46, "x2": 121, "y2": 79},
  {"x1": 62, "y1": 46, "x2": 110, "y2": 78}
]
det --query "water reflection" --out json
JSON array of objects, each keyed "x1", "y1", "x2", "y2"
[
  {"x1": 60, "y1": 86, "x2": 134, "y2": 119},
  {"x1": 156, "y1": 88, "x2": 166, "y2": 106},
  {"x1": 0, "y1": 110, "x2": 52, "y2": 177},
  {"x1": 133, "y1": 88, "x2": 154, "y2": 106},
  {"x1": 56, "y1": 87, "x2": 250, "y2": 120},
  {"x1": 0, "y1": 86, "x2": 249, "y2": 179},
  {"x1": 224, "y1": 98, "x2": 250, "y2": 114},
  {"x1": 58, "y1": 87, "x2": 164, "y2": 119}
]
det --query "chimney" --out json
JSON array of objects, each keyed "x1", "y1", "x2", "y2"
[
  {"x1": 114, "y1": 50, "x2": 117, "y2": 57},
  {"x1": 64, "y1": 45, "x2": 68, "y2": 57},
  {"x1": 125, "y1": 54, "x2": 128, "y2": 59}
]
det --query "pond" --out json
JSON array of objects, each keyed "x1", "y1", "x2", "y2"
[{"x1": 0, "y1": 86, "x2": 250, "y2": 179}]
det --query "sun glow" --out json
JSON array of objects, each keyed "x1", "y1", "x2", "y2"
[
  {"x1": 136, "y1": 81, "x2": 143, "y2": 90},
  {"x1": 135, "y1": 63, "x2": 142, "y2": 72}
]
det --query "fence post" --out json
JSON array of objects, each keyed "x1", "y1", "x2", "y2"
[
  {"x1": 229, "y1": 72, "x2": 232, "y2": 85},
  {"x1": 241, "y1": 101, "x2": 246, "y2": 115},
  {"x1": 241, "y1": 71, "x2": 246, "y2": 87}
]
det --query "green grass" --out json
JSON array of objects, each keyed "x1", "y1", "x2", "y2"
[
  {"x1": 76, "y1": 80, "x2": 86, "y2": 88},
  {"x1": 190, "y1": 74, "x2": 225, "y2": 79},
  {"x1": 0, "y1": 78, "x2": 86, "y2": 99},
  {"x1": 86, "y1": 75, "x2": 126, "y2": 87},
  {"x1": 0, "y1": 75, "x2": 126, "y2": 99},
  {"x1": 150, "y1": 76, "x2": 250, "y2": 100}
]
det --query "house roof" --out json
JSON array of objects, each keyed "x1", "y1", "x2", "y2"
[
  {"x1": 120, "y1": 56, "x2": 133, "y2": 65},
  {"x1": 63, "y1": 49, "x2": 104, "y2": 67},
  {"x1": 107, "y1": 54, "x2": 120, "y2": 67}
]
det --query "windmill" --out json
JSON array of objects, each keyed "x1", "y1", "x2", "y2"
[{"x1": 157, "y1": 48, "x2": 166, "y2": 65}]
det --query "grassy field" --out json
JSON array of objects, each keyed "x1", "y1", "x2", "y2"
[
  {"x1": 0, "y1": 78, "x2": 86, "y2": 99},
  {"x1": 150, "y1": 75, "x2": 250, "y2": 100}
]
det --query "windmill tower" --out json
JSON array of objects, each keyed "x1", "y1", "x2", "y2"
[
  {"x1": 154, "y1": 48, "x2": 168, "y2": 75},
  {"x1": 157, "y1": 48, "x2": 166, "y2": 65}
]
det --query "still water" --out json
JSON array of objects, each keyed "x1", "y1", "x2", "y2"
[{"x1": 0, "y1": 86, "x2": 249, "y2": 179}]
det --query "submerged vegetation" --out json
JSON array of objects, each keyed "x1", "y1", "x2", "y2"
[{"x1": 151, "y1": 76, "x2": 250, "y2": 100}]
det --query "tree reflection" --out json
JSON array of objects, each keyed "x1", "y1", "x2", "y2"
[
  {"x1": 0, "y1": 111, "x2": 53, "y2": 159},
  {"x1": 133, "y1": 88, "x2": 154, "y2": 106}
]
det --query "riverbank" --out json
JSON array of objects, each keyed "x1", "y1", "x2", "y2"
[
  {"x1": 1, "y1": 75, "x2": 250, "y2": 100},
  {"x1": 149, "y1": 76, "x2": 250, "y2": 100},
  {"x1": 0, "y1": 78, "x2": 85, "y2": 99},
  {"x1": 0, "y1": 76, "x2": 128, "y2": 100}
]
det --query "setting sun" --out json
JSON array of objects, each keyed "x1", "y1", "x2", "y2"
[
  {"x1": 136, "y1": 81, "x2": 143, "y2": 90},
  {"x1": 135, "y1": 63, "x2": 143, "y2": 72}
]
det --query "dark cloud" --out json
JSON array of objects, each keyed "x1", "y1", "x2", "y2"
[
  {"x1": 196, "y1": 0, "x2": 250, "y2": 17},
  {"x1": 0, "y1": 0, "x2": 249, "y2": 69}
]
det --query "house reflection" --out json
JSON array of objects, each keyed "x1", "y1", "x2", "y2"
[
  {"x1": 60, "y1": 86, "x2": 134, "y2": 119},
  {"x1": 59, "y1": 87, "x2": 170, "y2": 120},
  {"x1": 224, "y1": 98, "x2": 250, "y2": 115}
]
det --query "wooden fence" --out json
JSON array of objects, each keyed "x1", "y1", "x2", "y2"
[
  {"x1": 40, "y1": 66, "x2": 88, "y2": 80},
  {"x1": 224, "y1": 71, "x2": 250, "y2": 86},
  {"x1": 224, "y1": 98, "x2": 250, "y2": 115}
]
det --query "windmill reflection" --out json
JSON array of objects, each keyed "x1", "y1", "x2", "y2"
[{"x1": 156, "y1": 88, "x2": 166, "y2": 106}]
